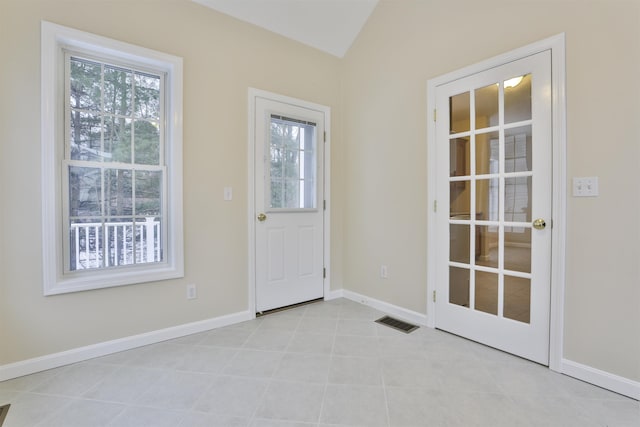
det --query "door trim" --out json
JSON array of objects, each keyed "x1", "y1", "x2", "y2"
[
  {"x1": 426, "y1": 34, "x2": 566, "y2": 371},
  {"x1": 248, "y1": 88, "x2": 331, "y2": 316}
]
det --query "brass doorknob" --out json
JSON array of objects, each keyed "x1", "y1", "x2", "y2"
[
  {"x1": 533, "y1": 218, "x2": 546, "y2": 230},
  {"x1": 257, "y1": 213, "x2": 267, "y2": 222}
]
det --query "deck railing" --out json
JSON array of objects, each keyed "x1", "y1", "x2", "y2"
[{"x1": 70, "y1": 217, "x2": 161, "y2": 270}]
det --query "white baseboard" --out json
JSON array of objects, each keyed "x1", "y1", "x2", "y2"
[
  {"x1": 561, "y1": 358, "x2": 640, "y2": 400},
  {"x1": 341, "y1": 289, "x2": 428, "y2": 326},
  {"x1": 0, "y1": 310, "x2": 253, "y2": 382},
  {"x1": 326, "y1": 289, "x2": 344, "y2": 300}
]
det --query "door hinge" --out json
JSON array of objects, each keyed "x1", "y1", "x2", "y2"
[
  {"x1": 433, "y1": 200, "x2": 437, "y2": 212},
  {"x1": 433, "y1": 290, "x2": 436, "y2": 302},
  {"x1": 433, "y1": 109, "x2": 437, "y2": 122},
  {"x1": 323, "y1": 267, "x2": 326, "y2": 278},
  {"x1": 323, "y1": 200, "x2": 326, "y2": 210},
  {"x1": 324, "y1": 131, "x2": 326, "y2": 142}
]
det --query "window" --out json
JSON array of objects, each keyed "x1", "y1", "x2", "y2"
[
  {"x1": 268, "y1": 115, "x2": 317, "y2": 210},
  {"x1": 42, "y1": 22, "x2": 183, "y2": 295}
]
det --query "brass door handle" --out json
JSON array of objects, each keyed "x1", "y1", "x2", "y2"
[
  {"x1": 257, "y1": 213, "x2": 267, "y2": 222},
  {"x1": 533, "y1": 218, "x2": 546, "y2": 230}
]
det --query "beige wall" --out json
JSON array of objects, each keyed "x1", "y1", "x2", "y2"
[
  {"x1": 0, "y1": 0, "x2": 343, "y2": 365},
  {"x1": 341, "y1": 0, "x2": 640, "y2": 381}
]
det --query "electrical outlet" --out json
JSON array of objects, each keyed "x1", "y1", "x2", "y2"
[
  {"x1": 380, "y1": 265, "x2": 388, "y2": 279},
  {"x1": 186, "y1": 284, "x2": 197, "y2": 300}
]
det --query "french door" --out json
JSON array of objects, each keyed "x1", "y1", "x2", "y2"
[
  {"x1": 434, "y1": 51, "x2": 552, "y2": 364},
  {"x1": 253, "y1": 95, "x2": 326, "y2": 312}
]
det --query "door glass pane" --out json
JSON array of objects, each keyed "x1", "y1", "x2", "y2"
[
  {"x1": 475, "y1": 271, "x2": 498, "y2": 315},
  {"x1": 476, "y1": 178, "x2": 498, "y2": 221},
  {"x1": 450, "y1": 181, "x2": 470, "y2": 217},
  {"x1": 450, "y1": 224, "x2": 470, "y2": 264},
  {"x1": 504, "y1": 73, "x2": 531, "y2": 124},
  {"x1": 449, "y1": 92, "x2": 470, "y2": 134},
  {"x1": 504, "y1": 176, "x2": 531, "y2": 223},
  {"x1": 504, "y1": 227, "x2": 531, "y2": 273},
  {"x1": 476, "y1": 225, "x2": 498, "y2": 268},
  {"x1": 449, "y1": 266, "x2": 469, "y2": 307},
  {"x1": 450, "y1": 137, "x2": 470, "y2": 177},
  {"x1": 504, "y1": 275, "x2": 531, "y2": 323},
  {"x1": 269, "y1": 115, "x2": 317, "y2": 209},
  {"x1": 475, "y1": 83, "x2": 498, "y2": 129},
  {"x1": 505, "y1": 126, "x2": 532, "y2": 173},
  {"x1": 475, "y1": 131, "x2": 499, "y2": 175}
]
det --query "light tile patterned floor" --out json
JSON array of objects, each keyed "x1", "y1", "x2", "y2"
[{"x1": 0, "y1": 298, "x2": 638, "y2": 426}]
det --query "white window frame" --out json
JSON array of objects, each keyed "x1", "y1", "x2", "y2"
[{"x1": 41, "y1": 21, "x2": 184, "y2": 295}]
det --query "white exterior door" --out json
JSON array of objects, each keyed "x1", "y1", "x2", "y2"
[
  {"x1": 254, "y1": 95, "x2": 325, "y2": 312},
  {"x1": 434, "y1": 50, "x2": 552, "y2": 364}
]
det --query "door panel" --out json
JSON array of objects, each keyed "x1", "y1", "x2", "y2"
[
  {"x1": 255, "y1": 97, "x2": 325, "y2": 312},
  {"x1": 435, "y1": 51, "x2": 552, "y2": 364}
]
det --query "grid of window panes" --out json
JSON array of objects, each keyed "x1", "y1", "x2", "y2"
[
  {"x1": 448, "y1": 74, "x2": 534, "y2": 323},
  {"x1": 65, "y1": 53, "x2": 164, "y2": 271},
  {"x1": 269, "y1": 115, "x2": 317, "y2": 209}
]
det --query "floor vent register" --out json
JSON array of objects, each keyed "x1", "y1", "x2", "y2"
[{"x1": 375, "y1": 315, "x2": 419, "y2": 334}]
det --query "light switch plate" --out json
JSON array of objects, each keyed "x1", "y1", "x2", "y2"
[
  {"x1": 224, "y1": 187, "x2": 233, "y2": 201},
  {"x1": 573, "y1": 177, "x2": 598, "y2": 197}
]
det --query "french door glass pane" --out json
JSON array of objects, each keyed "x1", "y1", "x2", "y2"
[
  {"x1": 504, "y1": 73, "x2": 532, "y2": 124},
  {"x1": 450, "y1": 137, "x2": 470, "y2": 177},
  {"x1": 504, "y1": 275, "x2": 531, "y2": 323},
  {"x1": 476, "y1": 178, "x2": 498, "y2": 221},
  {"x1": 476, "y1": 226, "x2": 498, "y2": 268},
  {"x1": 475, "y1": 83, "x2": 498, "y2": 129},
  {"x1": 449, "y1": 266, "x2": 469, "y2": 307},
  {"x1": 475, "y1": 131, "x2": 499, "y2": 175},
  {"x1": 504, "y1": 228, "x2": 531, "y2": 273},
  {"x1": 450, "y1": 224, "x2": 470, "y2": 264},
  {"x1": 505, "y1": 126, "x2": 532, "y2": 172},
  {"x1": 504, "y1": 176, "x2": 531, "y2": 223},
  {"x1": 449, "y1": 92, "x2": 470, "y2": 134},
  {"x1": 475, "y1": 270, "x2": 498, "y2": 315}
]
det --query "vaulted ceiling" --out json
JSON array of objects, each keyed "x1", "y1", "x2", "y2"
[{"x1": 193, "y1": 0, "x2": 379, "y2": 57}]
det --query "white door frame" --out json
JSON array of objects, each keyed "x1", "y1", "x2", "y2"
[
  {"x1": 426, "y1": 34, "x2": 567, "y2": 371},
  {"x1": 248, "y1": 88, "x2": 331, "y2": 316}
]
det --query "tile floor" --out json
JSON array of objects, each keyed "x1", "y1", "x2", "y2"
[{"x1": 0, "y1": 298, "x2": 638, "y2": 426}]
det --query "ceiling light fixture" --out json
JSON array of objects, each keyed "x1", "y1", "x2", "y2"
[{"x1": 504, "y1": 76, "x2": 524, "y2": 89}]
